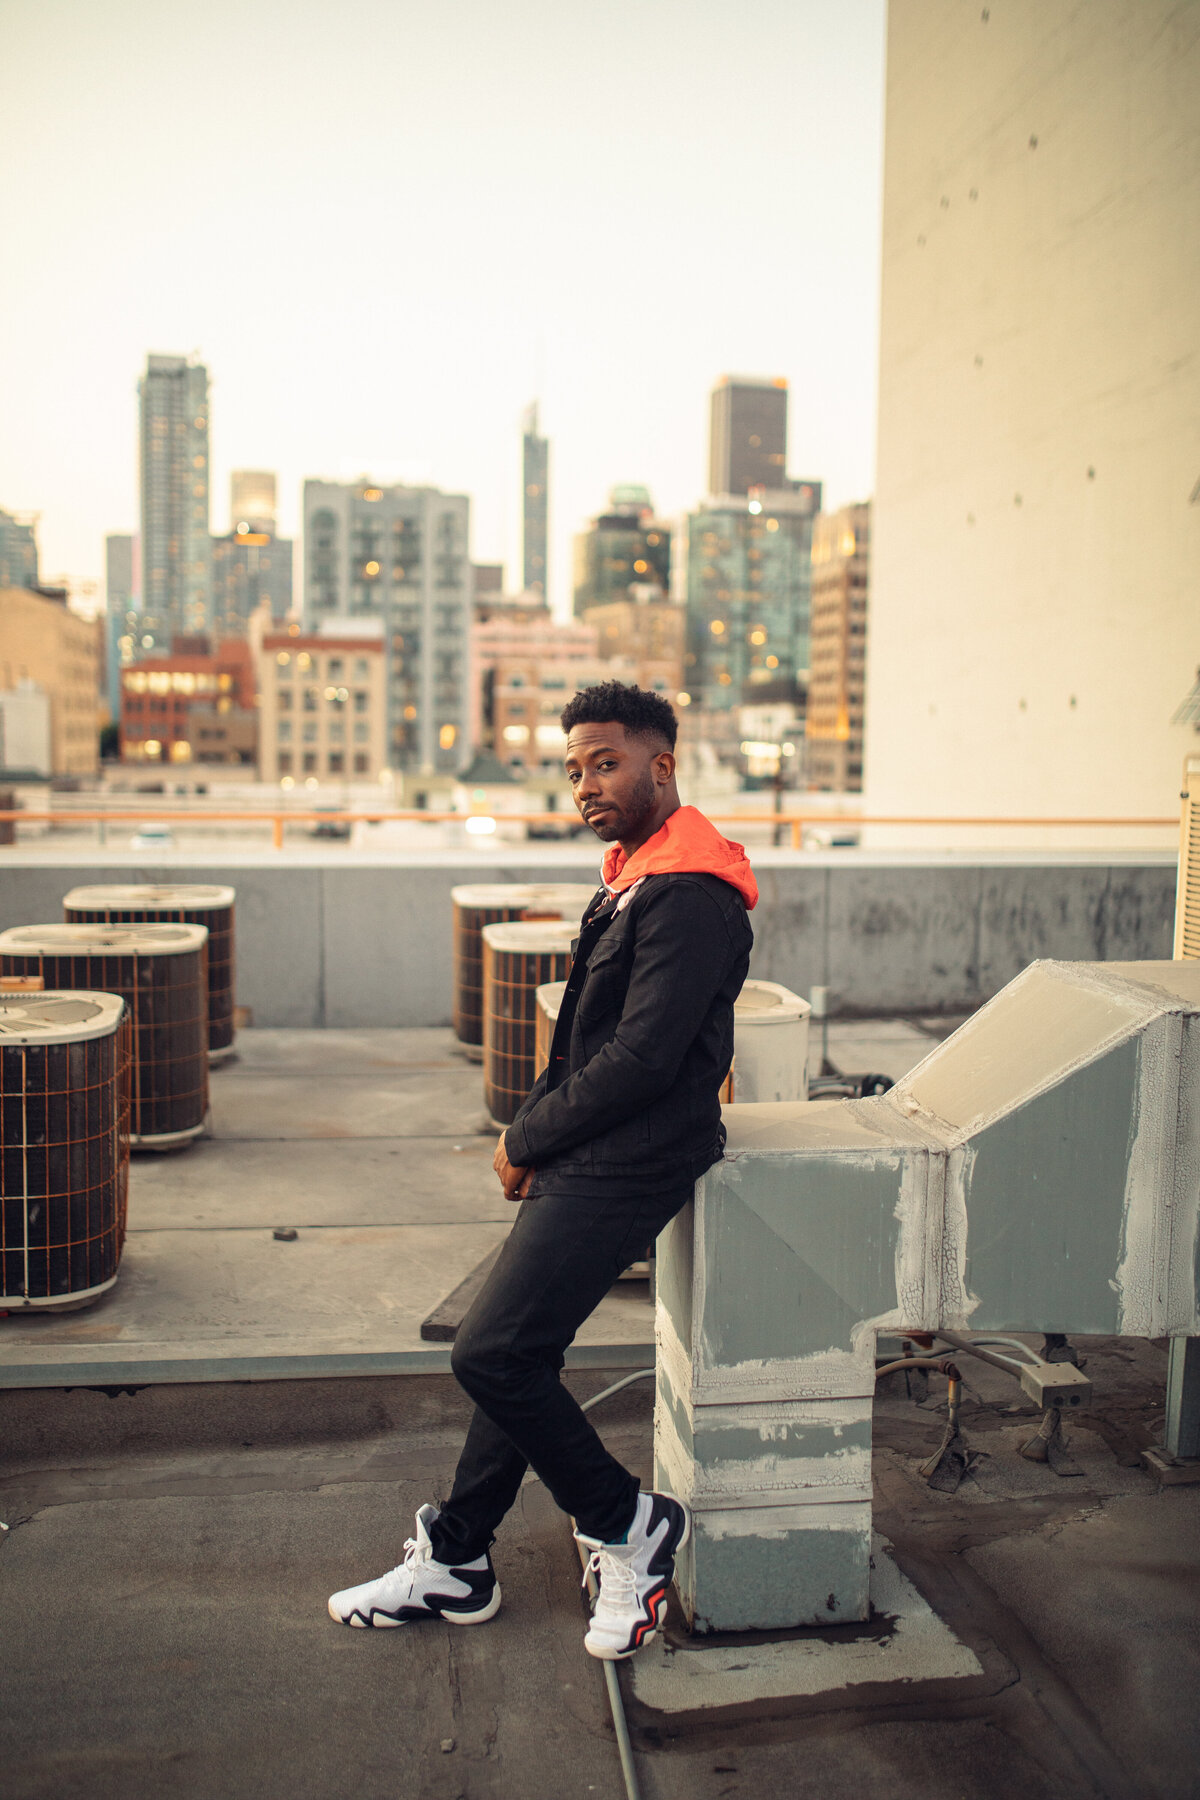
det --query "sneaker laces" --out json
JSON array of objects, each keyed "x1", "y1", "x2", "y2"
[
  {"x1": 582, "y1": 1546, "x2": 638, "y2": 1616},
  {"x1": 392, "y1": 1532, "x2": 431, "y2": 1579}
]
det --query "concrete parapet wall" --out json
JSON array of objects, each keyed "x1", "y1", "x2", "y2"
[{"x1": 0, "y1": 852, "x2": 1175, "y2": 1027}]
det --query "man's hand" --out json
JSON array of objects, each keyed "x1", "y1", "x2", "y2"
[{"x1": 493, "y1": 1132, "x2": 533, "y2": 1202}]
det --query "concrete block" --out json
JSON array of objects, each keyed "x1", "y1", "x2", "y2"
[
  {"x1": 221, "y1": 866, "x2": 323, "y2": 1027},
  {"x1": 977, "y1": 864, "x2": 1174, "y2": 994},
  {"x1": 675, "y1": 1501, "x2": 874, "y2": 1632},
  {"x1": 745, "y1": 864, "x2": 828, "y2": 999},
  {"x1": 827, "y1": 863, "x2": 982, "y2": 1015}
]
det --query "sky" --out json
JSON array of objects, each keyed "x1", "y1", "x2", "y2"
[{"x1": 0, "y1": 0, "x2": 886, "y2": 617}]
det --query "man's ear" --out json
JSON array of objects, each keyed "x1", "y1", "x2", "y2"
[{"x1": 654, "y1": 750, "x2": 676, "y2": 785}]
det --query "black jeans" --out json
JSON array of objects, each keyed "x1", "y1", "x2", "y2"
[{"x1": 427, "y1": 1183, "x2": 692, "y2": 1566}]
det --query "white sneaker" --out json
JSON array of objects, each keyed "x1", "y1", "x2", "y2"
[
  {"x1": 575, "y1": 1490, "x2": 691, "y2": 1660},
  {"x1": 328, "y1": 1503, "x2": 501, "y2": 1629}
]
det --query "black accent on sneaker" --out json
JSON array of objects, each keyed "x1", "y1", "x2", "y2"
[{"x1": 645, "y1": 1493, "x2": 690, "y2": 1574}]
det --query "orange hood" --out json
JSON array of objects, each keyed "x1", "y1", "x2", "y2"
[{"x1": 601, "y1": 805, "x2": 758, "y2": 910}]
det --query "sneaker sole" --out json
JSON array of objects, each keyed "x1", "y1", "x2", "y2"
[{"x1": 329, "y1": 1585, "x2": 502, "y2": 1629}]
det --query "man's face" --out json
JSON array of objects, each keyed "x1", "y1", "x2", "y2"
[{"x1": 564, "y1": 721, "x2": 662, "y2": 843}]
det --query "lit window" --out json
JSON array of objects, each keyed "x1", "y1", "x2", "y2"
[
  {"x1": 503, "y1": 724, "x2": 530, "y2": 744},
  {"x1": 439, "y1": 723, "x2": 457, "y2": 750},
  {"x1": 193, "y1": 455, "x2": 205, "y2": 469},
  {"x1": 297, "y1": 652, "x2": 312, "y2": 672},
  {"x1": 362, "y1": 488, "x2": 383, "y2": 501},
  {"x1": 710, "y1": 620, "x2": 726, "y2": 636},
  {"x1": 766, "y1": 655, "x2": 779, "y2": 669},
  {"x1": 766, "y1": 519, "x2": 779, "y2": 532},
  {"x1": 404, "y1": 704, "x2": 417, "y2": 720},
  {"x1": 276, "y1": 651, "x2": 291, "y2": 667},
  {"x1": 749, "y1": 629, "x2": 767, "y2": 646},
  {"x1": 718, "y1": 672, "x2": 732, "y2": 686},
  {"x1": 364, "y1": 561, "x2": 380, "y2": 578},
  {"x1": 633, "y1": 560, "x2": 648, "y2": 574},
  {"x1": 144, "y1": 739, "x2": 162, "y2": 758},
  {"x1": 676, "y1": 692, "x2": 691, "y2": 706}
]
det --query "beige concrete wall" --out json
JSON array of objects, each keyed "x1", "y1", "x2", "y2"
[
  {"x1": 0, "y1": 587, "x2": 99, "y2": 777},
  {"x1": 866, "y1": 1, "x2": 1200, "y2": 835}
]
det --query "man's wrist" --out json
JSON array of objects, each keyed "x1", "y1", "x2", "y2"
[{"x1": 505, "y1": 1120, "x2": 531, "y2": 1167}]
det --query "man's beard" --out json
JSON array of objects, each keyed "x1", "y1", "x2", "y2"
[{"x1": 588, "y1": 767, "x2": 657, "y2": 841}]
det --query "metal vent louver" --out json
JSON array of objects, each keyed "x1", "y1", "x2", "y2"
[{"x1": 1176, "y1": 755, "x2": 1200, "y2": 960}]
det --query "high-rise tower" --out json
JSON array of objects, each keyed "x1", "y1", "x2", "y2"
[
  {"x1": 138, "y1": 354, "x2": 212, "y2": 643},
  {"x1": 708, "y1": 376, "x2": 789, "y2": 497},
  {"x1": 521, "y1": 402, "x2": 548, "y2": 598}
]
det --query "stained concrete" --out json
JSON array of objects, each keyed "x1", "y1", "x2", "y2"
[
  {"x1": 0, "y1": 850, "x2": 1176, "y2": 1024},
  {"x1": 0, "y1": 1029, "x2": 655, "y2": 1387},
  {"x1": 1, "y1": 1336, "x2": 1196, "y2": 1798}
]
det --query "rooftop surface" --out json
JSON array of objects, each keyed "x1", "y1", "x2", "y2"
[{"x1": 2, "y1": 1026, "x2": 1197, "y2": 1798}]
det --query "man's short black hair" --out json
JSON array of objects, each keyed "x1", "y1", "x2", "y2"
[{"x1": 560, "y1": 680, "x2": 678, "y2": 750}]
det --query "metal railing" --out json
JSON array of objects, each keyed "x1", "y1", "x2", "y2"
[{"x1": 0, "y1": 808, "x2": 1178, "y2": 852}]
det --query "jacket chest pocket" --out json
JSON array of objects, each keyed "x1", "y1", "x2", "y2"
[{"x1": 578, "y1": 934, "x2": 628, "y2": 1011}]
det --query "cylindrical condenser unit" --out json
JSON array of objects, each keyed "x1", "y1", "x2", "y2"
[
  {"x1": 0, "y1": 923, "x2": 210, "y2": 1149},
  {"x1": 534, "y1": 980, "x2": 567, "y2": 1081},
  {"x1": 0, "y1": 991, "x2": 131, "y2": 1310},
  {"x1": 481, "y1": 921, "x2": 578, "y2": 1126},
  {"x1": 63, "y1": 883, "x2": 237, "y2": 1063},
  {"x1": 726, "y1": 979, "x2": 811, "y2": 1102},
  {"x1": 535, "y1": 976, "x2": 810, "y2": 1104},
  {"x1": 451, "y1": 884, "x2": 595, "y2": 1060}
]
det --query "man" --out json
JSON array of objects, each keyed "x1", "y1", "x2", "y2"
[{"x1": 329, "y1": 681, "x2": 756, "y2": 1659}]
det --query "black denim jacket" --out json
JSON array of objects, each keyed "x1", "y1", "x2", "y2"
[{"x1": 504, "y1": 870, "x2": 753, "y2": 1191}]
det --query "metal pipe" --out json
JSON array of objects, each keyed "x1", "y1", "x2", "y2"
[
  {"x1": 874, "y1": 1356, "x2": 961, "y2": 1380},
  {"x1": 574, "y1": 1537, "x2": 643, "y2": 1800},
  {"x1": 932, "y1": 1329, "x2": 1038, "y2": 1377},
  {"x1": 572, "y1": 1369, "x2": 656, "y2": 1800}
]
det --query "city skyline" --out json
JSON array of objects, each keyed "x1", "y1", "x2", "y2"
[{"x1": 0, "y1": 0, "x2": 886, "y2": 616}]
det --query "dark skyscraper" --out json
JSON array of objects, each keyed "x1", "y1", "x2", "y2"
[
  {"x1": 708, "y1": 375, "x2": 790, "y2": 497},
  {"x1": 522, "y1": 402, "x2": 548, "y2": 597}
]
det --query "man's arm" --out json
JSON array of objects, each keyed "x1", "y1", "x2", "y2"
[{"x1": 504, "y1": 880, "x2": 741, "y2": 1168}]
